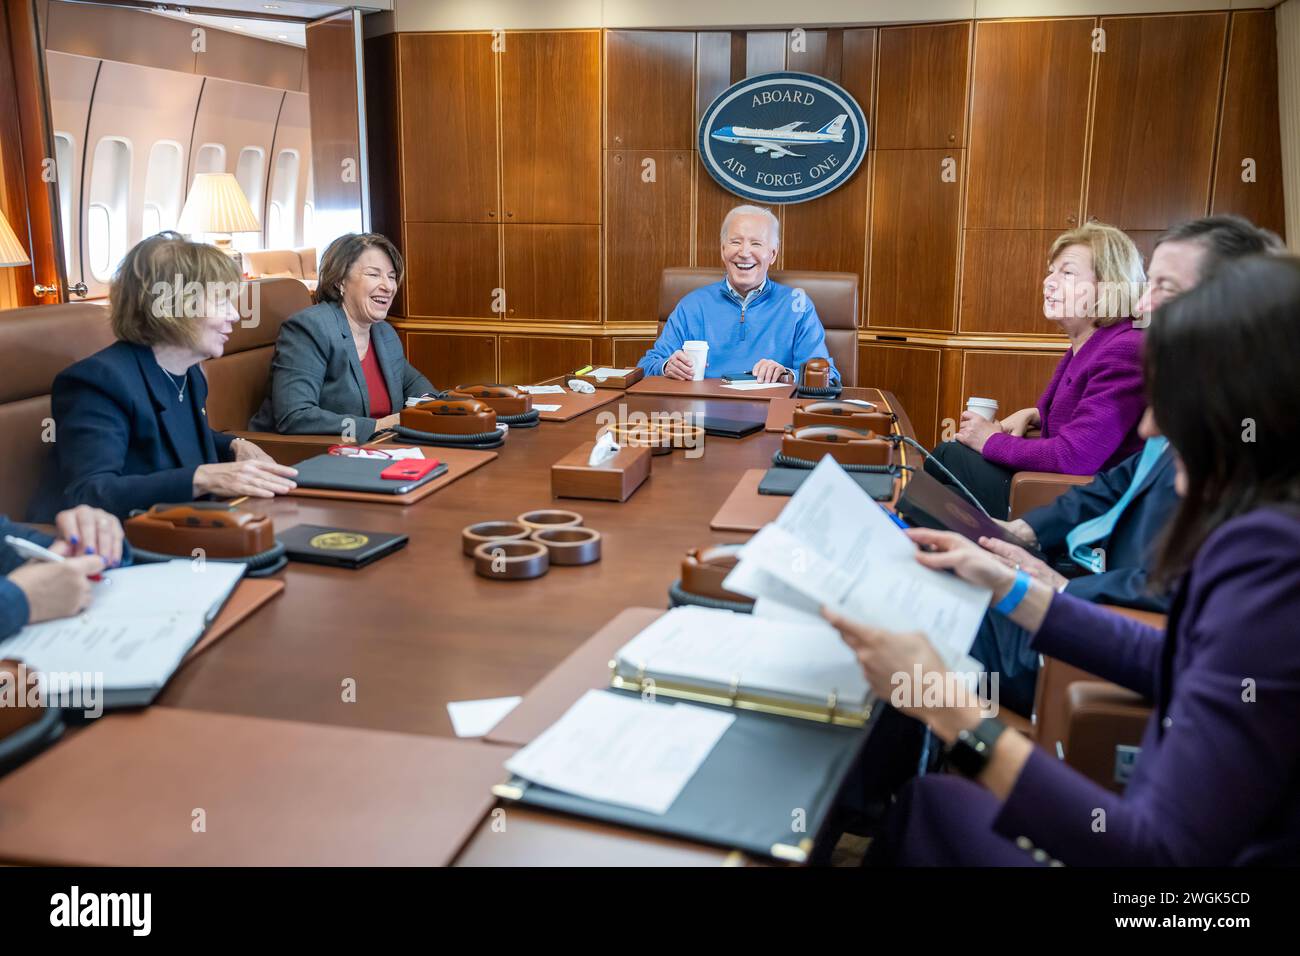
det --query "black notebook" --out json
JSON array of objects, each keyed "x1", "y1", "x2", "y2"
[
  {"x1": 278, "y1": 524, "x2": 409, "y2": 569},
  {"x1": 759, "y1": 466, "x2": 895, "y2": 500},
  {"x1": 495, "y1": 688, "x2": 872, "y2": 862},
  {"x1": 291, "y1": 454, "x2": 447, "y2": 495},
  {"x1": 895, "y1": 468, "x2": 1045, "y2": 559},
  {"x1": 699, "y1": 416, "x2": 763, "y2": 439}
]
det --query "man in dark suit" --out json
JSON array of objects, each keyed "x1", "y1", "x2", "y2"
[{"x1": 971, "y1": 215, "x2": 1283, "y2": 715}]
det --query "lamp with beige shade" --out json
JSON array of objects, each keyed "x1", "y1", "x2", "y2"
[{"x1": 178, "y1": 172, "x2": 261, "y2": 271}]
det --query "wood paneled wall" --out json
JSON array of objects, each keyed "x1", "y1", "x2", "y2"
[{"x1": 372, "y1": 11, "x2": 1287, "y2": 428}]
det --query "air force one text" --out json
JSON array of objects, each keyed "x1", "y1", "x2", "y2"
[{"x1": 710, "y1": 114, "x2": 848, "y2": 159}]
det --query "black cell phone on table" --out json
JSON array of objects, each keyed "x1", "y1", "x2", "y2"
[{"x1": 721, "y1": 372, "x2": 757, "y2": 383}]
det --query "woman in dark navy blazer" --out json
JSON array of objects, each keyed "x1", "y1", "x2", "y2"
[
  {"x1": 827, "y1": 254, "x2": 1300, "y2": 865},
  {"x1": 28, "y1": 233, "x2": 297, "y2": 522}
]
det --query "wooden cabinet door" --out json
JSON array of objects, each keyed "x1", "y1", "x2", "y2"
[
  {"x1": 405, "y1": 332, "x2": 498, "y2": 389},
  {"x1": 606, "y1": 30, "x2": 696, "y2": 150},
  {"x1": 1086, "y1": 13, "x2": 1227, "y2": 230},
  {"x1": 398, "y1": 33, "x2": 499, "y2": 223},
  {"x1": 404, "y1": 222, "x2": 501, "y2": 319},
  {"x1": 500, "y1": 31, "x2": 601, "y2": 224},
  {"x1": 966, "y1": 19, "x2": 1094, "y2": 230},
  {"x1": 1211, "y1": 10, "x2": 1286, "y2": 238},
  {"x1": 875, "y1": 22, "x2": 970, "y2": 150},
  {"x1": 605, "y1": 150, "x2": 692, "y2": 324},
  {"x1": 959, "y1": 349, "x2": 1065, "y2": 428},
  {"x1": 869, "y1": 149, "x2": 962, "y2": 333},
  {"x1": 501, "y1": 225, "x2": 601, "y2": 322},
  {"x1": 499, "y1": 335, "x2": 595, "y2": 384},
  {"x1": 858, "y1": 341, "x2": 943, "y2": 447}
]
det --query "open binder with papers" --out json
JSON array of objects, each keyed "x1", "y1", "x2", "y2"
[
  {"x1": 494, "y1": 459, "x2": 994, "y2": 860},
  {"x1": 0, "y1": 561, "x2": 245, "y2": 710}
]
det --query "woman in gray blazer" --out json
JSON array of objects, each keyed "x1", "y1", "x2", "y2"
[{"x1": 250, "y1": 233, "x2": 437, "y2": 442}]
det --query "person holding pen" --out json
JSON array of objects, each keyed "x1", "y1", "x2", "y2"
[{"x1": 1, "y1": 507, "x2": 124, "y2": 640}]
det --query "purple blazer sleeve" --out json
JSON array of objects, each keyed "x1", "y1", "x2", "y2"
[
  {"x1": 1030, "y1": 590, "x2": 1165, "y2": 697},
  {"x1": 982, "y1": 330, "x2": 1145, "y2": 475},
  {"x1": 992, "y1": 511, "x2": 1300, "y2": 865}
]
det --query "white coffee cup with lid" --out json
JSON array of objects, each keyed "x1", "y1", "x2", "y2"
[
  {"x1": 966, "y1": 396, "x2": 999, "y2": 421},
  {"x1": 682, "y1": 340, "x2": 709, "y2": 381}
]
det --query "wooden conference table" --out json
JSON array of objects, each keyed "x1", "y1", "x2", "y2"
[{"x1": 8, "y1": 383, "x2": 915, "y2": 866}]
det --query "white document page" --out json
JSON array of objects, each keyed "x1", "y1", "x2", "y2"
[
  {"x1": 447, "y1": 696, "x2": 522, "y2": 737},
  {"x1": 590, "y1": 367, "x2": 635, "y2": 378},
  {"x1": 0, "y1": 561, "x2": 244, "y2": 689},
  {"x1": 505, "y1": 690, "x2": 734, "y2": 815},
  {"x1": 532, "y1": 403, "x2": 562, "y2": 412},
  {"x1": 516, "y1": 384, "x2": 566, "y2": 395},
  {"x1": 616, "y1": 606, "x2": 868, "y2": 711},
  {"x1": 720, "y1": 381, "x2": 789, "y2": 391},
  {"x1": 723, "y1": 458, "x2": 991, "y2": 667}
]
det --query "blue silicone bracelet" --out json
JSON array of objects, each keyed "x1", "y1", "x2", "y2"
[{"x1": 993, "y1": 569, "x2": 1032, "y2": 616}]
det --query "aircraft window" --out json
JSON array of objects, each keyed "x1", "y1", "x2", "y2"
[
  {"x1": 267, "y1": 149, "x2": 299, "y2": 247},
  {"x1": 302, "y1": 202, "x2": 314, "y2": 249},
  {"x1": 142, "y1": 203, "x2": 161, "y2": 237},
  {"x1": 235, "y1": 147, "x2": 265, "y2": 222},
  {"x1": 143, "y1": 141, "x2": 184, "y2": 235},
  {"x1": 195, "y1": 144, "x2": 225, "y2": 174},
  {"x1": 54, "y1": 133, "x2": 74, "y2": 272},
  {"x1": 87, "y1": 137, "x2": 131, "y2": 282}
]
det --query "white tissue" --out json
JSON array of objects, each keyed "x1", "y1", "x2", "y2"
[
  {"x1": 568, "y1": 379, "x2": 596, "y2": 394},
  {"x1": 588, "y1": 431, "x2": 620, "y2": 466}
]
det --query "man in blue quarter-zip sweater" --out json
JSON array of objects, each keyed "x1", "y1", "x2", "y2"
[{"x1": 637, "y1": 205, "x2": 839, "y2": 383}]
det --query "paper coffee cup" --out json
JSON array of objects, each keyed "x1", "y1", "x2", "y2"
[
  {"x1": 966, "y1": 396, "x2": 999, "y2": 421},
  {"x1": 682, "y1": 340, "x2": 709, "y2": 381}
]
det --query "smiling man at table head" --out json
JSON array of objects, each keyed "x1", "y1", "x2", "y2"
[{"x1": 637, "y1": 205, "x2": 839, "y2": 384}]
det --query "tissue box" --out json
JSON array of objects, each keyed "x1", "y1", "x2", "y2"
[{"x1": 551, "y1": 442, "x2": 651, "y2": 501}]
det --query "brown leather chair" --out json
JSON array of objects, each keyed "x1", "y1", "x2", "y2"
[
  {"x1": 656, "y1": 267, "x2": 859, "y2": 386},
  {"x1": 0, "y1": 301, "x2": 115, "y2": 519},
  {"x1": 202, "y1": 278, "x2": 340, "y2": 464},
  {"x1": 1030, "y1": 605, "x2": 1161, "y2": 792},
  {"x1": 1009, "y1": 471, "x2": 1093, "y2": 518}
]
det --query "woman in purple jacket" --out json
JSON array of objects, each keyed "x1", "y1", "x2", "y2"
[
  {"x1": 927, "y1": 222, "x2": 1147, "y2": 517},
  {"x1": 828, "y1": 254, "x2": 1300, "y2": 865}
]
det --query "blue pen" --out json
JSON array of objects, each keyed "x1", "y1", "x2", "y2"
[{"x1": 882, "y1": 506, "x2": 910, "y2": 531}]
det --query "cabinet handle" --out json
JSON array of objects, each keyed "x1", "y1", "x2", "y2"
[
  {"x1": 1066, "y1": 214, "x2": 1077, "y2": 225},
  {"x1": 506, "y1": 212, "x2": 514, "y2": 218},
  {"x1": 488, "y1": 211, "x2": 496, "y2": 218}
]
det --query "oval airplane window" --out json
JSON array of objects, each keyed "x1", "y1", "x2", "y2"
[
  {"x1": 87, "y1": 137, "x2": 131, "y2": 282},
  {"x1": 233, "y1": 147, "x2": 266, "y2": 252},
  {"x1": 267, "y1": 149, "x2": 299, "y2": 248},
  {"x1": 143, "y1": 142, "x2": 184, "y2": 235},
  {"x1": 195, "y1": 144, "x2": 225, "y2": 175}
]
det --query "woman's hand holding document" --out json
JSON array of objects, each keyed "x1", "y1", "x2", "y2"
[{"x1": 721, "y1": 458, "x2": 992, "y2": 669}]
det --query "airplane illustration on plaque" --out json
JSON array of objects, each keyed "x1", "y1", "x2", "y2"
[{"x1": 709, "y1": 113, "x2": 848, "y2": 158}]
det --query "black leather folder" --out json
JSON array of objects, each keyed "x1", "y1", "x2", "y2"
[
  {"x1": 758, "y1": 466, "x2": 895, "y2": 500},
  {"x1": 494, "y1": 688, "x2": 873, "y2": 862},
  {"x1": 291, "y1": 455, "x2": 447, "y2": 495}
]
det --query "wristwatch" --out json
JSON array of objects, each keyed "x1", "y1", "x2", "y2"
[{"x1": 946, "y1": 717, "x2": 1008, "y2": 778}]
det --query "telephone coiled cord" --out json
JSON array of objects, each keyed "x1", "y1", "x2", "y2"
[
  {"x1": 129, "y1": 541, "x2": 288, "y2": 577},
  {"x1": 668, "y1": 580, "x2": 755, "y2": 614},
  {"x1": 394, "y1": 424, "x2": 507, "y2": 449}
]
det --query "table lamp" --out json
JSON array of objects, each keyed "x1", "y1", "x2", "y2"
[
  {"x1": 177, "y1": 172, "x2": 260, "y2": 267},
  {"x1": 0, "y1": 206, "x2": 31, "y2": 270}
]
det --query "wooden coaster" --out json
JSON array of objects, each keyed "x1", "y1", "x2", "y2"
[
  {"x1": 531, "y1": 527, "x2": 602, "y2": 566},
  {"x1": 461, "y1": 520, "x2": 532, "y2": 557},
  {"x1": 473, "y1": 540, "x2": 550, "y2": 580},
  {"x1": 516, "y1": 509, "x2": 584, "y2": 531}
]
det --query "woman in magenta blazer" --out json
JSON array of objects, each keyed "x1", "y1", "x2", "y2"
[
  {"x1": 927, "y1": 222, "x2": 1147, "y2": 517},
  {"x1": 829, "y1": 254, "x2": 1300, "y2": 865}
]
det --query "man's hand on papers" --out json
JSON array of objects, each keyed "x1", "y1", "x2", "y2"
[
  {"x1": 820, "y1": 604, "x2": 982, "y2": 745},
  {"x1": 10, "y1": 554, "x2": 105, "y2": 624},
  {"x1": 663, "y1": 351, "x2": 695, "y2": 380},
  {"x1": 751, "y1": 358, "x2": 789, "y2": 383}
]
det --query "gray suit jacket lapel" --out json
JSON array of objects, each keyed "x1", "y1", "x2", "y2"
[
  {"x1": 331, "y1": 302, "x2": 370, "y2": 417},
  {"x1": 374, "y1": 323, "x2": 406, "y2": 411}
]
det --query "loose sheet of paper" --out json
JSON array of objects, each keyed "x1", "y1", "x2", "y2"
[
  {"x1": 532, "y1": 403, "x2": 562, "y2": 412},
  {"x1": 590, "y1": 367, "x2": 635, "y2": 378},
  {"x1": 505, "y1": 690, "x2": 734, "y2": 815},
  {"x1": 0, "y1": 561, "x2": 244, "y2": 690},
  {"x1": 723, "y1": 458, "x2": 991, "y2": 667},
  {"x1": 516, "y1": 385, "x2": 566, "y2": 395},
  {"x1": 447, "y1": 696, "x2": 522, "y2": 737},
  {"x1": 720, "y1": 381, "x2": 789, "y2": 391}
]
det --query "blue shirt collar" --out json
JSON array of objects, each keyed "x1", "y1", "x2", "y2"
[{"x1": 723, "y1": 276, "x2": 769, "y2": 306}]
